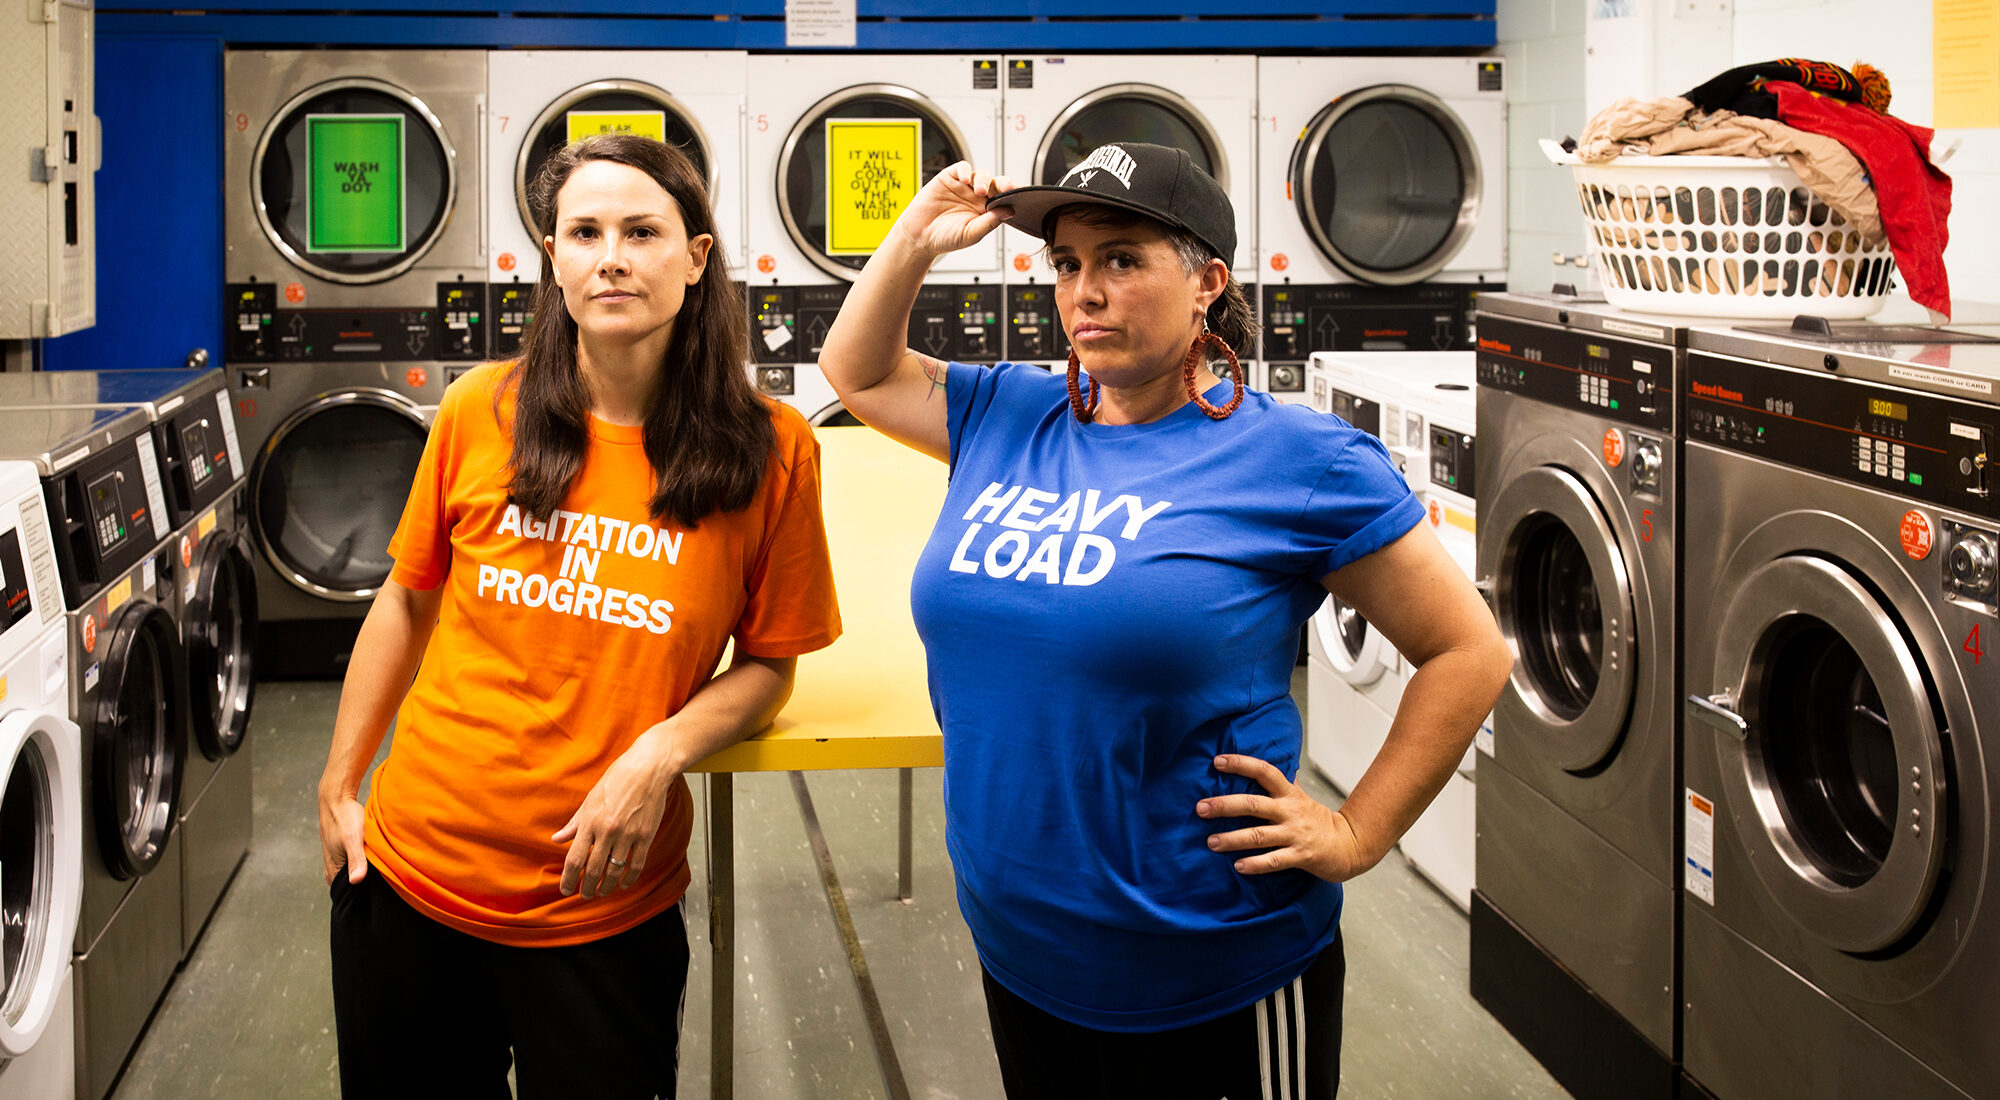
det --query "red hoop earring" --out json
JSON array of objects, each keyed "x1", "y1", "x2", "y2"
[
  {"x1": 1182, "y1": 331, "x2": 1245, "y2": 420},
  {"x1": 1066, "y1": 348, "x2": 1101, "y2": 423}
]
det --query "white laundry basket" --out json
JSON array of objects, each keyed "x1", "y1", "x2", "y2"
[{"x1": 1542, "y1": 139, "x2": 1894, "y2": 319}]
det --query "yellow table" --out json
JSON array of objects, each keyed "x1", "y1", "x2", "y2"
[{"x1": 688, "y1": 426, "x2": 945, "y2": 1100}]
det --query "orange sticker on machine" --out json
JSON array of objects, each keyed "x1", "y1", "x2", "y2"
[
  {"x1": 497, "y1": 252, "x2": 517, "y2": 273},
  {"x1": 284, "y1": 282, "x2": 306, "y2": 304},
  {"x1": 1013, "y1": 253, "x2": 1032, "y2": 273},
  {"x1": 180, "y1": 534, "x2": 195, "y2": 568},
  {"x1": 1603, "y1": 428, "x2": 1626, "y2": 468},
  {"x1": 82, "y1": 613, "x2": 97, "y2": 654},
  {"x1": 756, "y1": 255, "x2": 776, "y2": 274},
  {"x1": 198, "y1": 509, "x2": 218, "y2": 539},
  {"x1": 406, "y1": 367, "x2": 428, "y2": 389},
  {"x1": 1900, "y1": 510, "x2": 1934, "y2": 560},
  {"x1": 1269, "y1": 253, "x2": 1289, "y2": 272}
]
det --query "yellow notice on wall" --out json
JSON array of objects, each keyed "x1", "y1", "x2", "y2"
[
  {"x1": 825, "y1": 118, "x2": 921, "y2": 256},
  {"x1": 1936, "y1": 0, "x2": 2000, "y2": 129},
  {"x1": 566, "y1": 111, "x2": 668, "y2": 144}
]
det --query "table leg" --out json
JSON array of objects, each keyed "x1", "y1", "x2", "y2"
[
  {"x1": 708, "y1": 773, "x2": 734, "y2": 1100},
  {"x1": 898, "y1": 767, "x2": 913, "y2": 903},
  {"x1": 791, "y1": 772, "x2": 912, "y2": 1100}
]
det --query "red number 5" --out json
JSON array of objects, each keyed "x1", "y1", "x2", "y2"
[{"x1": 1639, "y1": 508, "x2": 1654, "y2": 543}]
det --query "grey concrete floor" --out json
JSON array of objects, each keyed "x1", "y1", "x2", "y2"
[{"x1": 111, "y1": 674, "x2": 1569, "y2": 1098}]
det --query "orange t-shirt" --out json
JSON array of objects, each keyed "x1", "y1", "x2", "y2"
[{"x1": 364, "y1": 363, "x2": 841, "y2": 947}]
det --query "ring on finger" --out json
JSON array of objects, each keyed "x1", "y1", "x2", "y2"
[{"x1": 607, "y1": 856, "x2": 627, "y2": 868}]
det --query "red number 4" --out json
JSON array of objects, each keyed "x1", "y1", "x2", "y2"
[{"x1": 1968, "y1": 624, "x2": 1985, "y2": 665}]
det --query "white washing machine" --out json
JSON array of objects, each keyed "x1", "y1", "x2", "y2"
[
  {"x1": 1258, "y1": 56, "x2": 1506, "y2": 384},
  {"x1": 1370, "y1": 353, "x2": 1487, "y2": 912},
  {"x1": 485, "y1": 50, "x2": 748, "y2": 360},
  {"x1": 744, "y1": 53, "x2": 1005, "y2": 415},
  {"x1": 0, "y1": 460, "x2": 83, "y2": 1100},
  {"x1": 1302, "y1": 355, "x2": 1414, "y2": 795},
  {"x1": 997, "y1": 54, "x2": 1256, "y2": 383}
]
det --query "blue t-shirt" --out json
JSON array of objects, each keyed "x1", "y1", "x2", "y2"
[{"x1": 909, "y1": 362, "x2": 1424, "y2": 1032}]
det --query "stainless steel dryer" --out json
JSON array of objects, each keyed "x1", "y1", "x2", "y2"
[
  {"x1": 232, "y1": 361, "x2": 442, "y2": 678},
  {"x1": 0, "y1": 370, "x2": 257, "y2": 955},
  {"x1": 1470, "y1": 291, "x2": 1683, "y2": 1099},
  {"x1": 0, "y1": 408, "x2": 188, "y2": 1100},
  {"x1": 1679, "y1": 320, "x2": 2000, "y2": 1100}
]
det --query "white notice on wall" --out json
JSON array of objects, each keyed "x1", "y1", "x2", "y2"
[
  {"x1": 787, "y1": 0, "x2": 857, "y2": 47},
  {"x1": 1685, "y1": 788, "x2": 1716, "y2": 905}
]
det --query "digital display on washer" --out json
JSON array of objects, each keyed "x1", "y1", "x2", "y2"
[
  {"x1": 1686, "y1": 352, "x2": 1999, "y2": 520},
  {"x1": 306, "y1": 115, "x2": 406, "y2": 253},
  {"x1": 0, "y1": 529, "x2": 29, "y2": 629}
]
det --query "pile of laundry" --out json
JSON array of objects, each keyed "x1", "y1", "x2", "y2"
[{"x1": 1572, "y1": 59, "x2": 1952, "y2": 318}]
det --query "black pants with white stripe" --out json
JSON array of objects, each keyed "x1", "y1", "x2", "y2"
[{"x1": 981, "y1": 933, "x2": 1344, "y2": 1100}]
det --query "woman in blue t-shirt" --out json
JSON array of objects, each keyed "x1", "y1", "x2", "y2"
[{"x1": 819, "y1": 142, "x2": 1510, "y2": 1100}]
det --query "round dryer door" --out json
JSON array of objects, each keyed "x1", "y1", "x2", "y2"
[
  {"x1": 252, "y1": 390, "x2": 429, "y2": 601},
  {"x1": 252, "y1": 77, "x2": 459, "y2": 284},
  {"x1": 188, "y1": 530, "x2": 257, "y2": 760},
  {"x1": 811, "y1": 402, "x2": 864, "y2": 428},
  {"x1": 514, "y1": 80, "x2": 717, "y2": 239},
  {"x1": 1486, "y1": 465, "x2": 1636, "y2": 772},
  {"x1": 777, "y1": 85, "x2": 972, "y2": 281},
  {"x1": 1708, "y1": 555, "x2": 1948, "y2": 954},
  {"x1": 1313, "y1": 595, "x2": 1393, "y2": 688},
  {"x1": 1035, "y1": 84, "x2": 1228, "y2": 190},
  {"x1": 0, "y1": 707, "x2": 80, "y2": 1057},
  {"x1": 1289, "y1": 85, "x2": 1483, "y2": 286},
  {"x1": 92, "y1": 601, "x2": 187, "y2": 881}
]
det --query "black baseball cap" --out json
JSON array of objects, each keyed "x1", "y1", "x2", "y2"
[{"x1": 986, "y1": 142, "x2": 1236, "y2": 265}]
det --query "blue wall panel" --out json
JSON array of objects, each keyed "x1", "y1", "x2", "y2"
[{"x1": 43, "y1": 35, "x2": 223, "y2": 372}]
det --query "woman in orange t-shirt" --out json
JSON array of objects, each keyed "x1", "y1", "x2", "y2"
[{"x1": 315, "y1": 134, "x2": 841, "y2": 1098}]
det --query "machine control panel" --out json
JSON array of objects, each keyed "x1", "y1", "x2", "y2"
[
  {"x1": 1007, "y1": 283, "x2": 1065, "y2": 363},
  {"x1": 911, "y1": 284, "x2": 1002, "y2": 364},
  {"x1": 436, "y1": 283, "x2": 487, "y2": 360},
  {"x1": 489, "y1": 283, "x2": 533, "y2": 360},
  {"x1": 1429, "y1": 423, "x2": 1477, "y2": 500},
  {"x1": 1264, "y1": 283, "x2": 1490, "y2": 362},
  {"x1": 2, "y1": 528, "x2": 32, "y2": 630},
  {"x1": 1686, "y1": 352, "x2": 1999, "y2": 520},
  {"x1": 748, "y1": 285, "x2": 848, "y2": 366},
  {"x1": 1322, "y1": 386, "x2": 1382, "y2": 440},
  {"x1": 226, "y1": 282, "x2": 489, "y2": 362},
  {"x1": 1475, "y1": 315, "x2": 1675, "y2": 433}
]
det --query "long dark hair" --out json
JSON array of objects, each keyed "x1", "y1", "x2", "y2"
[
  {"x1": 1047, "y1": 203, "x2": 1259, "y2": 360},
  {"x1": 501, "y1": 133, "x2": 771, "y2": 528}
]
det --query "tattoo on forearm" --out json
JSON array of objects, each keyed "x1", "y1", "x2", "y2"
[{"x1": 922, "y1": 359, "x2": 947, "y2": 400}]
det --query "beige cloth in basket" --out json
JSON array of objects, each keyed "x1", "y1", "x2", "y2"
[{"x1": 1577, "y1": 96, "x2": 1885, "y2": 245}]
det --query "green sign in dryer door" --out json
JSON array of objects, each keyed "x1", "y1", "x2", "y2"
[{"x1": 306, "y1": 114, "x2": 406, "y2": 253}]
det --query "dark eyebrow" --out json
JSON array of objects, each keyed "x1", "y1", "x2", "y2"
[
  {"x1": 1049, "y1": 237, "x2": 1142, "y2": 257},
  {"x1": 558, "y1": 213, "x2": 667, "y2": 227}
]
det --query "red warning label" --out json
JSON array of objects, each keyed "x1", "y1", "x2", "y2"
[
  {"x1": 497, "y1": 252, "x2": 517, "y2": 273},
  {"x1": 82, "y1": 613, "x2": 96, "y2": 654},
  {"x1": 284, "y1": 282, "x2": 306, "y2": 304},
  {"x1": 1013, "y1": 253, "x2": 1032, "y2": 273},
  {"x1": 406, "y1": 367, "x2": 429, "y2": 389},
  {"x1": 1900, "y1": 510, "x2": 1933, "y2": 560},
  {"x1": 1603, "y1": 428, "x2": 1626, "y2": 468},
  {"x1": 1269, "y1": 253, "x2": 1289, "y2": 272},
  {"x1": 180, "y1": 534, "x2": 194, "y2": 569},
  {"x1": 756, "y1": 255, "x2": 776, "y2": 274}
]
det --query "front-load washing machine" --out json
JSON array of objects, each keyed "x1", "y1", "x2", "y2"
[
  {"x1": 485, "y1": 50, "x2": 748, "y2": 360},
  {"x1": 0, "y1": 460, "x2": 84, "y2": 1100},
  {"x1": 1258, "y1": 56, "x2": 1506, "y2": 391},
  {"x1": 0, "y1": 370, "x2": 257, "y2": 956},
  {"x1": 997, "y1": 54, "x2": 1256, "y2": 385},
  {"x1": 744, "y1": 54, "x2": 1005, "y2": 417},
  {"x1": 1318, "y1": 352, "x2": 1486, "y2": 912},
  {"x1": 1678, "y1": 321, "x2": 2000, "y2": 1100},
  {"x1": 0, "y1": 409, "x2": 188, "y2": 1100},
  {"x1": 1470, "y1": 292, "x2": 1684, "y2": 1099},
  {"x1": 1301, "y1": 355, "x2": 1410, "y2": 795},
  {"x1": 232, "y1": 360, "x2": 444, "y2": 679}
]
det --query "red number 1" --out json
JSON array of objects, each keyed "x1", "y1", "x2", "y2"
[{"x1": 1968, "y1": 624, "x2": 1985, "y2": 665}]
